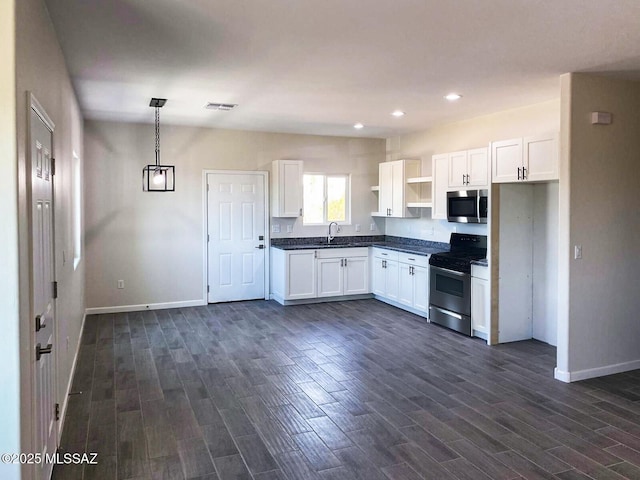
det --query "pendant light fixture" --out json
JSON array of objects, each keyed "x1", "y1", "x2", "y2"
[{"x1": 143, "y1": 98, "x2": 175, "y2": 192}]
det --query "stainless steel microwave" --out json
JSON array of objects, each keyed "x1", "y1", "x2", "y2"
[{"x1": 447, "y1": 189, "x2": 488, "y2": 224}]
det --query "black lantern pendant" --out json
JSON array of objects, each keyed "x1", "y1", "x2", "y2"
[{"x1": 143, "y1": 98, "x2": 175, "y2": 192}]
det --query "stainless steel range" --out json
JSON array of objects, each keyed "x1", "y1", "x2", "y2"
[{"x1": 429, "y1": 233, "x2": 487, "y2": 336}]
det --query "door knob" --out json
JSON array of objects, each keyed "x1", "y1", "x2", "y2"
[
  {"x1": 255, "y1": 245, "x2": 264, "y2": 249},
  {"x1": 36, "y1": 343, "x2": 53, "y2": 361}
]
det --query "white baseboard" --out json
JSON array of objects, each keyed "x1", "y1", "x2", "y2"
[
  {"x1": 85, "y1": 299, "x2": 206, "y2": 315},
  {"x1": 555, "y1": 358, "x2": 640, "y2": 383},
  {"x1": 58, "y1": 312, "x2": 86, "y2": 437}
]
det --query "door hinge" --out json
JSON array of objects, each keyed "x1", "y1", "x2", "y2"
[
  {"x1": 52, "y1": 281, "x2": 58, "y2": 299},
  {"x1": 207, "y1": 285, "x2": 210, "y2": 293},
  {"x1": 51, "y1": 158, "x2": 56, "y2": 176},
  {"x1": 55, "y1": 403, "x2": 60, "y2": 421}
]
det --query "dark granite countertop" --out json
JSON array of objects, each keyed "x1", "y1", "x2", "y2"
[
  {"x1": 471, "y1": 258, "x2": 488, "y2": 267},
  {"x1": 271, "y1": 235, "x2": 448, "y2": 257}
]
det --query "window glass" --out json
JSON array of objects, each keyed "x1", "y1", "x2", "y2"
[{"x1": 303, "y1": 173, "x2": 350, "y2": 225}]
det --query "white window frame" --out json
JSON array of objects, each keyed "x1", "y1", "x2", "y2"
[{"x1": 303, "y1": 173, "x2": 351, "y2": 226}]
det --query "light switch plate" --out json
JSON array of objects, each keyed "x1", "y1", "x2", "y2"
[
  {"x1": 574, "y1": 245, "x2": 582, "y2": 259},
  {"x1": 272, "y1": 224, "x2": 280, "y2": 233},
  {"x1": 355, "y1": 224, "x2": 361, "y2": 232},
  {"x1": 286, "y1": 225, "x2": 293, "y2": 233}
]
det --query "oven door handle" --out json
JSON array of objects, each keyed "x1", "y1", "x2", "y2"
[
  {"x1": 431, "y1": 266, "x2": 468, "y2": 277},
  {"x1": 430, "y1": 305, "x2": 463, "y2": 320}
]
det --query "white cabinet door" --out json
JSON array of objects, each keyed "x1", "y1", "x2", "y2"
[
  {"x1": 398, "y1": 263, "x2": 413, "y2": 307},
  {"x1": 432, "y1": 154, "x2": 449, "y2": 220},
  {"x1": 471, "y1": 276, "x2": 489, "y2": 337},
  {"x1": 467, "y1": 147, "x2": 489, "y2": 188},
  {"x1": 448, "y1": 151, "x2": 468, "y2": 188},
  {"x1": 413, "y1": 265, "x2": 429, "y2": 313},
  {"x1": 524, "y1": 134, "x2": 558, "y2": 182},
  {"x1": 317, "y1": 257, "x2": 343, "y2": 298},
  {"x1": 272, "y1": 160, "x2": 303, "y2": 217},
  {"x1": 286, "y1": 250, "x2": 316, "y2": 299},
  {"x1": 378, "y1": 162, "x2": 393, "y2": 216},
  {"x1": 344, "y1": 256, "x2": 369, "y2": 295},
  {"x1": 390, "y1": 161, "x2": 405, "y2": 217},
  {"x1": 371, "y1": 257, "x2": 386, "y2": 296},
  {"x1": 385, "y1": 260, "x2": 399, "y2": 301},
  {"x1": 492, "y1": 138, "x2": 523, "y2": 183}
]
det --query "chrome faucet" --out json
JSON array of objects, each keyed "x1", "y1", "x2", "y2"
[{"x1": 328, "y1": 221, "x2": 338, "y2": 244}]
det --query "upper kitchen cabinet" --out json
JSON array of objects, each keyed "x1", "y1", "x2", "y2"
[
  {"x1": 374, "y1": 159, "x2": 420, "y2": 218},
  {"x1": 491, "y1": 134, "x2": 558, "y2": 183},
  {"x1": 448, "y1": 148, "x2": 489, "y2": 189},
  {"x1": 271, "y1": 160, "x2": 303, "y2": 217}
]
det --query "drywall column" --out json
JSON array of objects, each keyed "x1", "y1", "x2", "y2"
[
  {"x1": 0, "y1": 1, "x2": 21, "y2": 479},
  {"x1": 557, "y1": 73, "x2": 640, "y2": 381}
]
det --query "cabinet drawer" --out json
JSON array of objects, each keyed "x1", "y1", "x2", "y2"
[
  {"x1": 398, "y1": 252, "x2": 429, "y2": 268},
  {"x1": 316, "y1": 247, "x2": 369, "y2": 259},
  {"x1": 372, "y1": 248, "x2": 399, "y2": 261},
  {"x1": 471, "y1": 264, "x2": 489, "y2": 280}
]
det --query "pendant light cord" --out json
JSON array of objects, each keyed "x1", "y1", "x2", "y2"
[{"x1": 155, "y1": 106, "x2": 160, "y2": 167}]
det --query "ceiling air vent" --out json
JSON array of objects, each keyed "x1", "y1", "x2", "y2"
[{"x1": 205, "y1": 102, "x2": 238, "y2": 111}]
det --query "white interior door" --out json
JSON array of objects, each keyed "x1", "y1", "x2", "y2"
[
  {"x1": 207, "y1": 173, "x2": 266, "y2": 302},
  {"x1": 31, "y1": 106, "x2": 57, "y2": 480}
]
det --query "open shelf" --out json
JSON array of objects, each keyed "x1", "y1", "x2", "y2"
[
  {"x1": 407, "y1": 202, "x2": 433, "y2": 208},
  {"x1": 406, "y1": 176, "x2": 433, "y2": 184}
]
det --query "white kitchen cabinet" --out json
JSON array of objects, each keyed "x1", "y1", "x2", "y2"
[
  {"x1": 432, "y1": 154, "x2": 449, "y2": 220},
  {"x1": 397, "y1": 253, "x2": 429, "y2": 315},
  {"x1": 271, "y1": 160, "x2": 303, "y2": 217},
  {"x1": 448, "y1": 148, "x2": 489, "y2": 188},
  {"x1": 272, "y1": 247, "x2": 369, "y2": 304},
  {"x1": 372, "y1": 248, "x2": 428, "y2": 317},
  {"x1": 374, "y1": 159, "x2": 420, "y2": 218},
  {"x1": 492, "y1": 134, "x2": 558, "y2": 183},
  {"x1": 371, "y1": 248, "x2": 399, "y2": 300},
  {"x1": 315, "y1": 247, "x2": 369, "y2": 298},
  {"x1": 471, "y1": 264, "x2": 490, "y2": 341},
  {"x1": 271, "y1": 248, "x2": 316, "y2": 301}
]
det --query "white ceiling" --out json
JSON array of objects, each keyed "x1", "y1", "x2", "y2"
[{"x1": 45, "y1": 0, "x2": 640, "y2": 138}]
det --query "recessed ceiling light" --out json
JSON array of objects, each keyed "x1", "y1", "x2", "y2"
[
  {"x1": 391, "y1": 110, "x2": 405, "y2": 117},
  {"x1": 354, "y1": 123, "x2": 364, "y2": 129},
  {"x1": 205, "y1": 102, "x2": 238, "y2": 111},
  {"x1": 444, "y1": 93, "x2": 462, "y2": 101}
]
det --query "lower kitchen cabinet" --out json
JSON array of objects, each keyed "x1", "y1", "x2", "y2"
[
  {"x1": 471, "y1": 264, "x2": 490, "y2": 341},
  {"x1": 397, "y1": 253, "x2": 429, "y2": 314},
  {"x1": 271, "y1": 248, "x2": 317, "y2": 301},
  {"x1": 272, "y1": 247, "x2": 369, "y2": 304},
  {"x1": 317, "y1": 250, "x2": 369, "y2": 298},
  {"x1": 372, "y1": 248, "x2": 429, "y2": 317}
]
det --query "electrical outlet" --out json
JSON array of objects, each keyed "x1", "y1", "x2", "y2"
[
  {"x1": 286, "y1": 225, "x2": 293, "y2": 233},
  {"x1": 272, "y1": 224, "x2": 281, "y2": 233},
  {"x1": 574, "y1": 245, "x2": 582, "y2": 259},
  {"x1": 117, "y1": 279, "x2": 125, "y2": 289},
  {"x1": 355, "y1": 224, "x2": 361, "y2": 232},
  {"x1": 337, "y1": 225, "x2": 342, "y2": 233},
  {"x1": 370, "y1": 223, "x2": 376, "y2": 231}
]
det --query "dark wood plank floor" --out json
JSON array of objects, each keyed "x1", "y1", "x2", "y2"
[{"x1": 53, "y1": 299, "x2": 640, "y2": 480}]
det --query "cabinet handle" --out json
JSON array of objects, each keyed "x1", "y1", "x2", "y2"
[
  {"x1": 36, "y1": 343, "x2": 53, "y2": 361},
  {"x1": 299, "y1": 208, "x2": 303, "y2": 216},
  {"x1": 382, "y1": 260, "x2": 386, "y2": 268},
  {"x1": 517, "y1": 167, "x2": 521, "y2": 180},
  {"x1": 344, "y1": 258, "x2": 347, "y2": 267},
  {"x1": 411, "y1": 266, "x2": 414, "y2": 275},
  {"x1": 522, "y1": 167, "x2": 527, "y2": 180}
]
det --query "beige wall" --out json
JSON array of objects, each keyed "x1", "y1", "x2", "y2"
[
  {"x1": 557, "y1": 73, "x2": 640, "y2": 379},
  {"x1": 385, "y1": 100, "x2": 560, "y2": 242},
  {"x1": 15, "y1": 0, "x2": 85, "y2": 471},
  {"x1": 84, "y1": 120, "x2": 384, "y2": 309},
  {"x1": 0, "y1": 1, "x2": 21, "y2": 478}
]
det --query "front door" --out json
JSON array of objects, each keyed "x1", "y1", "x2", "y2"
[
  {"x1": 31, "y1": 105, "x2": 57, "y2": 480},
  {"x1": 207, "y1": 173, "x2": 266, "y2": 302}
]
